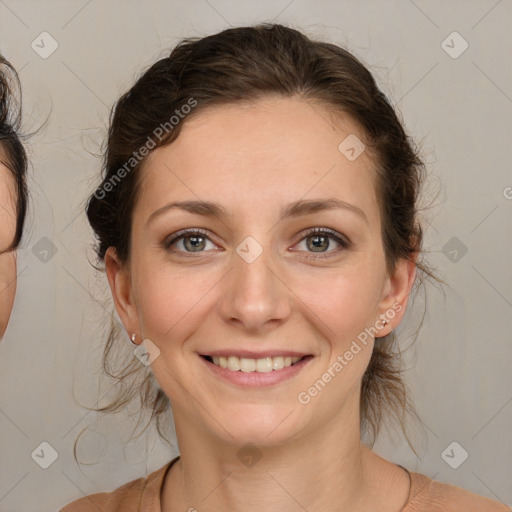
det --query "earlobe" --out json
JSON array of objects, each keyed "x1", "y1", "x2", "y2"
[
  {"x1": 104, "y1": 247, "x2": 139, "y2": 336},
  {"x1": 378, "y1": 255, "x2": 418, "y2": 334}
]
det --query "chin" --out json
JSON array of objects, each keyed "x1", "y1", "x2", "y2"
[{"x1": 210, "y1": 404, "x2": 303, "y2": 448}]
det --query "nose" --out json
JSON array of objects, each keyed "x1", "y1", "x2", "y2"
[{"x1": 218, "y1": 240, "x2": 292, "y2": 333}]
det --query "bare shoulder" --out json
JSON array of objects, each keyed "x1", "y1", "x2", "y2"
[{"x1": 405, "y1": 472, "x2": 511, "y2": 512}]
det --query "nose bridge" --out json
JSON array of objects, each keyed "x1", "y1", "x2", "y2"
[{"x1": 218, "y1": 234, "x2": 290, "y2": 330}]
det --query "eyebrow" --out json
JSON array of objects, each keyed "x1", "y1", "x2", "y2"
[{"x1": 146, "y1": 197, "x2": 368, "y2": 226}]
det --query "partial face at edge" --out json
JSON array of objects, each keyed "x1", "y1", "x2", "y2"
[
  {"x1": 107, "y1": 96, "x2": 416, "y2": 446},
  {"x1": 0, "y1": 159, "x2": 18, "y2": 340}
]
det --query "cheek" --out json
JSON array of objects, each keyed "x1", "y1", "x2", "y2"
[
  {"x1": 303, "y1": 274, "x2": 380, "y2": 391},
  {"x1": 133, "y1": 259, "x2": 217, "y2": 345},
  {"x1": 0, "y1": 171, "x2": 17, "y2": 249},
  {"x1": 0, "y1": 252, "x2": 17, "y2": 339},
  {"x1": 294, "y1": 264, "x2": 384, "y2": 388},
  {"x1": 297, "y1": 263, "x2": 384, "y2": 341}
]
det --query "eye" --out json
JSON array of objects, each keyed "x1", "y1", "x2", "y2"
[
  {"x1": 292, "y1": 227, "x2": 350, "y2": 256},
  {"x1": 164, "y1": 229, "x2": 218, "y2": 253}
]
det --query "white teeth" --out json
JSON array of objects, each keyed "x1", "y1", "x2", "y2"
[
  {"x1": 256, "y1": 357, "x2": 273, "y2": 373},
  {"x1": 210, "y1": 355, "x2": 302, "y2": 372},
  {"x1": 272, "y1": 356, "x2": 284, "y2": 370},
  {"x1": 240, "y1": 358, "x2": 256, "y2": 372},
  {"x1": 228, "y1": 356, "x2": 241, "y2": 371}
]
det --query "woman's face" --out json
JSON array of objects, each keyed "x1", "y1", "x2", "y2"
[
  {"x1": 108, "y1": 96, "x2": 415, "y2": 446},
  {"x1": 0, "y1": 158, "x2": 17, "y2": 340}
]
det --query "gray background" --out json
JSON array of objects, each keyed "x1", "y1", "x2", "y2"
[{"x1": 0, "y1": 1, "x2": 511, "y2": 510}]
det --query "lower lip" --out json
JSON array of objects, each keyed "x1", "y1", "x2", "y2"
[{"x1": 200, "y1": 355, "x2": 313, "y2": 387}]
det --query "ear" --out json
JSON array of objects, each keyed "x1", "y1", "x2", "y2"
[
  {"x1": 104, "y1": 247, "x2": 140, "y2": 343},
  {"x1": 376, "y1": 253, "x2": 418, "y2": 336}
]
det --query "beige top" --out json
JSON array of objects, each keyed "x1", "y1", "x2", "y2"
[{"x1": 60, "y1": 456, "x2": 510, "y2": 512}]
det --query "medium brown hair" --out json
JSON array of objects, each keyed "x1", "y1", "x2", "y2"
[
  {"x1": 84, "y1": 23, "x2": 437, "y2": 452},
  {"x1": 0, "y1": 55, "x2": 28, "y2": 251}
]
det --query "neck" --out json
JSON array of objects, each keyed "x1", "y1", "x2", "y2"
[{"x1": 162, "y1": 403, "x2": 382, "y2": 511}]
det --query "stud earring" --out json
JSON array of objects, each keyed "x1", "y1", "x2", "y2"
[{"x1": 130, "y1": 333, "x2": 137, "y2": 345}]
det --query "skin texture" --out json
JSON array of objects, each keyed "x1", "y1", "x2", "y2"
[
  {"x1": 106, "y1": 96, "x2": 417, "y2": 511},
  {"x1": 0, "y1": 160, "x2": 17, "y2": 340}
]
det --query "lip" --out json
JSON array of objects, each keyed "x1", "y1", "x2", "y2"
[{"x1": 199, "y1": 353, "x2": 313, "y2": 387}]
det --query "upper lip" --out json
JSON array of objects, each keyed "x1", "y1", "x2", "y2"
[{"x1": 201, "y1": 350, "x2": 310, "y2": 359}]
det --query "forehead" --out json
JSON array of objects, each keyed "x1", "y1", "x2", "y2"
[{"x1": 137, "y1": 96, "x2": 380, "y2": 225}]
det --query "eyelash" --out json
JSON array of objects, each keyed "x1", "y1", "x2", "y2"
[{"x1": 164, "y1": 227, "x2": 351, "y2": 258}]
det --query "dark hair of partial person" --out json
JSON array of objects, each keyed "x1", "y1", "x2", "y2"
[
  {"x1": 0, "y1": 54, "x2": 28, "y2": 251},
  {"x1": 76, "y1": 23, "x2": 442, "y2": 462}
]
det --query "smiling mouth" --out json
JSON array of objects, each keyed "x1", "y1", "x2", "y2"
[{"x1": 201, "y1": 355, "x2": 311, "y2": 372}]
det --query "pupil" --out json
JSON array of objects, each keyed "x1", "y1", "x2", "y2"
[
  {"x1": 185, "y1": 236, "x2": 205, "y2": 252},
  {"x1": 308, "y1": 235, "x2": 328, "y2": 252}
]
